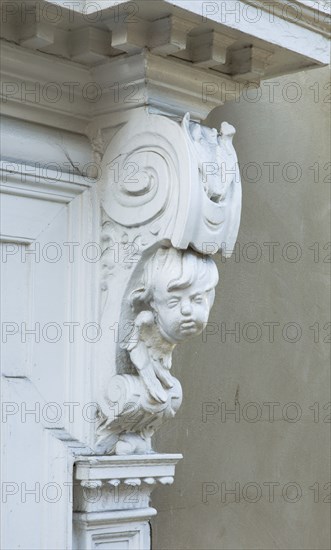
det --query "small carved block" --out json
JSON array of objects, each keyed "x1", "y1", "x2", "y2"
[{"x1": 70, "y1": 27, "x2": 113, "y2": 64}]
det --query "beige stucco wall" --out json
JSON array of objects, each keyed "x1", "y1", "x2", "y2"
[{"x1": 152, "y1": 65, "x2": 330, "y2": 550}]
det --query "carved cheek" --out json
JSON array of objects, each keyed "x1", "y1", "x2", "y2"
[
  {"x1": 197, "y1": 309, "x2": 207, "y2": 324},
  {"x1": 196, "y1": 303, "x2": 210, "y2": 323},
  {"x1": 164, "y1": 306, "x2": 180, "y2": 325}
]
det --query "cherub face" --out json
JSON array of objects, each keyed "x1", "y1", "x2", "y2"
[{"x1": 151, "y1": 277, "x2": 214, "y2": 344}]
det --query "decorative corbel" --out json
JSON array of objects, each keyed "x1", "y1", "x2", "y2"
[{"x1": 94, "y1": 109, "x2": 242, "y2": 455}]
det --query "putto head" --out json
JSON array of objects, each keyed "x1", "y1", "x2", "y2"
[{"x1": 131, "y1": 247, "x2": 219, "y2": 343}]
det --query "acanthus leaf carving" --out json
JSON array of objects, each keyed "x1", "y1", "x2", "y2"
[{"x1": 181, "y1": 112, "x2": 242, "y2": 255}]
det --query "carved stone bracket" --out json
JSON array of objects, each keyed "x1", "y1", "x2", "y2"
[
  {"x1": 1, "y1": 2, "x2": 330, "y2": 550},
  {"x1": 94, "y1": 108, "x2": 241, "y2": 455}
]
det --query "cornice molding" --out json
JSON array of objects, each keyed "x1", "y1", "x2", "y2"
[
  {"x1": 20, "y1": 1, "x2": 331, "y2": 39},
  {"x1": 244, "y1": 0, "x2": 331, "y2": 37},
  {"x1": 75, "y1": 453, "x2": 182, "y2": 482},
  {"x1": 1, "y1": 1, "x2": 329, "y2": 131},
  {"x1": 0, "y1": 41, "x2": 244, "y2": 130}
]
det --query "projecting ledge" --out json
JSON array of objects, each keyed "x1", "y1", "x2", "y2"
[{"x1": 73, "y1": 454, "x2": 182, "y2": 549}]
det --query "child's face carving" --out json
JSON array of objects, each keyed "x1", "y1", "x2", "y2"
[{"x1": 151, "y1": 275, "x2": 213, "y2": 344}]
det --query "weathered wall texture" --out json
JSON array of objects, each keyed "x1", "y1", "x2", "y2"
[{"x1": 152, "y1": 66, "x2": 330, "y2": 550}]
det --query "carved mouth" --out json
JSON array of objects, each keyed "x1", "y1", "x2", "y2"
[{"x1": 180, "y1": 321, "x2": 197, "y2": 331}]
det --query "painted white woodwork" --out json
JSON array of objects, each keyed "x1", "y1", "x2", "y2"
[
  {"x1": 0, "y1": 161, "x2": 97, "y2": 550},
  {"x1": 1, "y1": 116, "x2": 92, "y2": 170}
]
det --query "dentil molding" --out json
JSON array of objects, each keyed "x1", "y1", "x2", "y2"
[{"x1": 1, "y1": 0, "x2": 330, "y2": 131}]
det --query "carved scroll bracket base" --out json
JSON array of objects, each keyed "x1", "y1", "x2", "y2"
[{"x1": 73, "y1": 453, "x2": 182, "y2": 549}]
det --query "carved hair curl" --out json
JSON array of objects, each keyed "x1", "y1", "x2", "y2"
[{"x1": 130, "y1": 247, "x2": 219, "y2": 309}]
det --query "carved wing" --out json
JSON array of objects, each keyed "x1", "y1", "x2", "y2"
[{"x1": 121, "y1": 311, "x2": 171, "y2": 404}]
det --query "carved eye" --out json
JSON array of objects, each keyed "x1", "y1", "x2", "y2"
[
  {"x1": 192, "y1": 295, "x2": 203, "y2": 304},
  {"x1": 167, "y1": 298, "x2": 180, "y2": 308}
]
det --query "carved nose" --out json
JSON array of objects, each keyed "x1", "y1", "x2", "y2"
[{"x1": 181, "y1": 300, "x2": 192, "y2": 315}]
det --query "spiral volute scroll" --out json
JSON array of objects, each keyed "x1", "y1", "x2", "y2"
[{"x1": 103, "y1": 148, "x2": 173, "y2": 227}]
